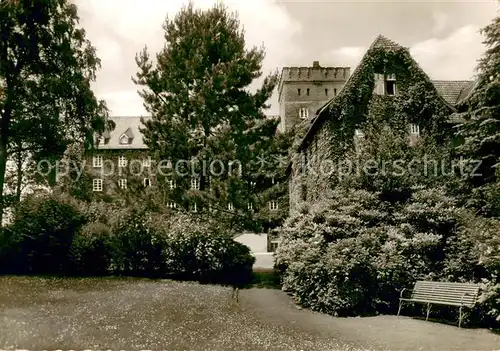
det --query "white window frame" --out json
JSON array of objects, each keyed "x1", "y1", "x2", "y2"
[
  {"x1": 142, "y1": 157, "x2": 151, "y2": 168},
  {"x1": 355, "y1": 129, "x2": 365, "y2": 138},
  {"x1": 228, "y1": 203, "x2": 234, "y2": 211},
  {"x1": 247, "y1": 203, "x2": 253, "y2": 211},
  {"x1": 269, "y1": 200, "x2": 278, "y2": 211},
  {"x1": 410, "y1": 123, "x2": 420, "y2": 136},
  {"x1": 92, "y1": 179, "x2": 103, "y2": 192},
  {"x1": 118, "y1": 178, "x2": 127, "y2": 189},
  {"x1": 93, "y1": 155, "x2": 103, "y2": 168},
  {"x1": 299, "y1": 107, "x2": 308, "y2": 119},
  {"x1": 168, "y1": 179, "x2": 176, "y2": 190},
  {"x1": 167, "y1": 202, "x2": 177, "y2": 209},
  {"x1": 118, "y1": 156, "x2": 127, "y2": 167},
  {"x1": 192, "y1": 203, "x2": 198, "y2": 212},
  {"x1": 119, "y1": 134, "x2": 129, "y2": 145},
  {"x1": 143, "y1": 178, "x2": 151, "y2": 187},
  {"x1": 385, "y1": 73, "x2": 396, "y2": 96},
  {"x1": 191, "y1": 177, "x2": 200, "y2": 190}
]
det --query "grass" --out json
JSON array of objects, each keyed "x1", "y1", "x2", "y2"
[{"x1": 1, "y1": 276, "x2": 499, "y2": 350}]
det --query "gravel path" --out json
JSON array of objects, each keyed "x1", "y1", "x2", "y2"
[{"x1": 0, "y1": 276, "x2": 499, "y2": 350}]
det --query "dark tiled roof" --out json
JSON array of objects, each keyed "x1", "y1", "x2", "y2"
[
  {"x1": 123, "y1": 127, "x2": 135, "y2": 138},
  {"x1": 370, "y1": 34, "x2": 401, "y2": 50},
  {"x1": 97, "y1": 116, "x2": 150, "y2": 150},
  {"x1": 431, "y1": 80, "x2": 475, "y2": 105}
]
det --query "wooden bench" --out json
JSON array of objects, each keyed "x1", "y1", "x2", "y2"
[{"x1": 397, "y1": 281, "x2": 481, "y2": 328}]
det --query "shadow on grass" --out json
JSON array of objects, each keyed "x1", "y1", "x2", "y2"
[{"x1": 249, "y1": 268, "x2": 281, "y2": 289}]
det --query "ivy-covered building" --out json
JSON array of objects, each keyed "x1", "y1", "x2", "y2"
[
  {"x1": 287, "y1": 35, "x2": 477, "y2": 214},
  {"x1": 89, "y1": 116, "x2": 287, "y2": 227}
]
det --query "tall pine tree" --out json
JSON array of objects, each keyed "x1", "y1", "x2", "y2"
[
  {"x1": 456, "y1": 13, "x2": 500, "y2": 217},
  {"x1": 133, "y1": 2, "x2": 280, "y2": 228}
]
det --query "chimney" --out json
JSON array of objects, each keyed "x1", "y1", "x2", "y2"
[{"x1": 312, "y1": 61, "x2": 320, "y2": 68}]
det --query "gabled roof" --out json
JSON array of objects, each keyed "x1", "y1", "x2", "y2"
[
  {"x1": 431, "y1": 80, "x2": 475, "y2": 105},
  {"x1": 370, "y1": 34, "x2": 402, "y2": 50},
  {"x1": 96, "y1": 116, "x2": 150, "y2": 150},
  {"x1": 299, "y1": 34, "x2": 465, "y2": 152},
  {"x1": 122, "y1": 127, "x2": 135, "y2": 139}
]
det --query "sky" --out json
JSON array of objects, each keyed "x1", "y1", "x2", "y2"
[{"x1": 75, "y1": 0, "x2": 499, "y2": 116}]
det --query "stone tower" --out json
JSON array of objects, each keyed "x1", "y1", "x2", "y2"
[{"x1": 277, "y1": 61, "x2": 350, "y2": 132}]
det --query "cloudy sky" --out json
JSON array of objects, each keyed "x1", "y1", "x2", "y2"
[{"x1": 75, "y1": 0, "x2": 499, "y2": 116}]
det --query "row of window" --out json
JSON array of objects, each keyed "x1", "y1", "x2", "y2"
[
  {"x1": 92, "y1": 156, "x2": 151, "y2": 168},
  {"x1": 93, "y1": 177, "x2": 277, "y2": 192},
  {"x1": 297, "y1": 88, "x2": 337, "y2": 97},
  {"x1": 92, "y1": 178, "x2": 279, "y2": 211},
  {"x1": 353, "y1": 124, "x2": 420, "y2": 137}
]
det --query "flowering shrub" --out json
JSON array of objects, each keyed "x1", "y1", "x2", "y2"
[{"x1": 275, "y1": 187, "x2": 500, "y2": 326}]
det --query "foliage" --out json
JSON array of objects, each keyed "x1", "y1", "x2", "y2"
[
  {"x1": 1, "y1": 194, "x2": 85, "y2": 274},
  {"x1": 455, "y1": 14, "x2": 500, "y2": 216},
  {"x1": 276, "y1": 185, "x2": 499, "y2": 326},
  {"x1": 0, "y1": 0, "x2": 113, "y2": 224},
  {"x1": 133, "y1": 2, "x2": 283, "y2": 230},
  {"x1": 108, "y1": 209, "x2": 166, "y2": 277},
  {"x1": 65, "y1": 222, "x2": 113, "y2": 276},
  {"x1": 161, "y1": 213, "x2": 255, "y2": 284}
]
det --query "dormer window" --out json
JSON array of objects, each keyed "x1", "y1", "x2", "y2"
[
  {"x1": 119, "y1": 134, "x2": 130, "y2": 145},
  {"x1": 119, "y1": 127, "x2": 135, "y2": 145}
]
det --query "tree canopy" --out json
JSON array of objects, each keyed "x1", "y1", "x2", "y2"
[
  {"x1": 134, "y1": 2, "x2": 284, "y2": 230},
  {"x1": 0, "y1": 0, "x2": 113, "y2": 224}
]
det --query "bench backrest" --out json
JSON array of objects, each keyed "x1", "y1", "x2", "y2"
[{"x1": 411, "y1": 281, "x2": 480, "y2": 307}]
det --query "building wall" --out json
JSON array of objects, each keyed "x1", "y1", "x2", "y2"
[
  {"x1": 277, "y1": 62, "x2": 350, "y2": 132},
  {"x1": 234, "y1": 232, "x2": 268, "y2": 253},
  {"x1": 288, "y1": 70, "x2": 454, "y2": 214}
]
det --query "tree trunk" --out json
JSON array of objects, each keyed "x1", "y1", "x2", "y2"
[
  {"x1": 0, "y1": 138, "x2": 8, "y2": 227},
  {"x1": 15, "y1": 151, "x2": 22, "y2": 202}
]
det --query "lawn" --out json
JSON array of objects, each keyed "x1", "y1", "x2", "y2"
[{"x1": 1, "y1": 276, "x2": 499, "y2": 350}]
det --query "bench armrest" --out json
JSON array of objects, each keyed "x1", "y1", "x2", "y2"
[{"x1": 400, "y1": 288, "x2": 413, "y2": 299}]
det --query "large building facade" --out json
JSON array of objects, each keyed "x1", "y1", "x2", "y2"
[
  {"x1": 277, "y1": 61, "x2": 350, "y2": 133},
  {"x1": 287, "y1": 35, "x2": 476, "y2": 214}
]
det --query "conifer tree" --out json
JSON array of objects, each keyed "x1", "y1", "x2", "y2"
[
  {"x1": 456, "y1": 14, "x2": 500, "y2": 216},
  {"x1": 133, "y1": 2, "x2": 280, "y2": 228}
]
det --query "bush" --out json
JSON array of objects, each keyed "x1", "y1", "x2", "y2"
[
  {"x1": 2, "y1": 194, "x2": 85, "y2": 274},
  {"x1": 109, "y1": 209, "x2": 166, "y2": 277},
  {"x1": 65, "y1": 222, "x2": 113, "y2": 276},
  {"x1": 162, "y1": 213, "x2": 255, "y2": 285},
  {"x1": 275, "y1": 187, "x2": 500, "y2": 323}
]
